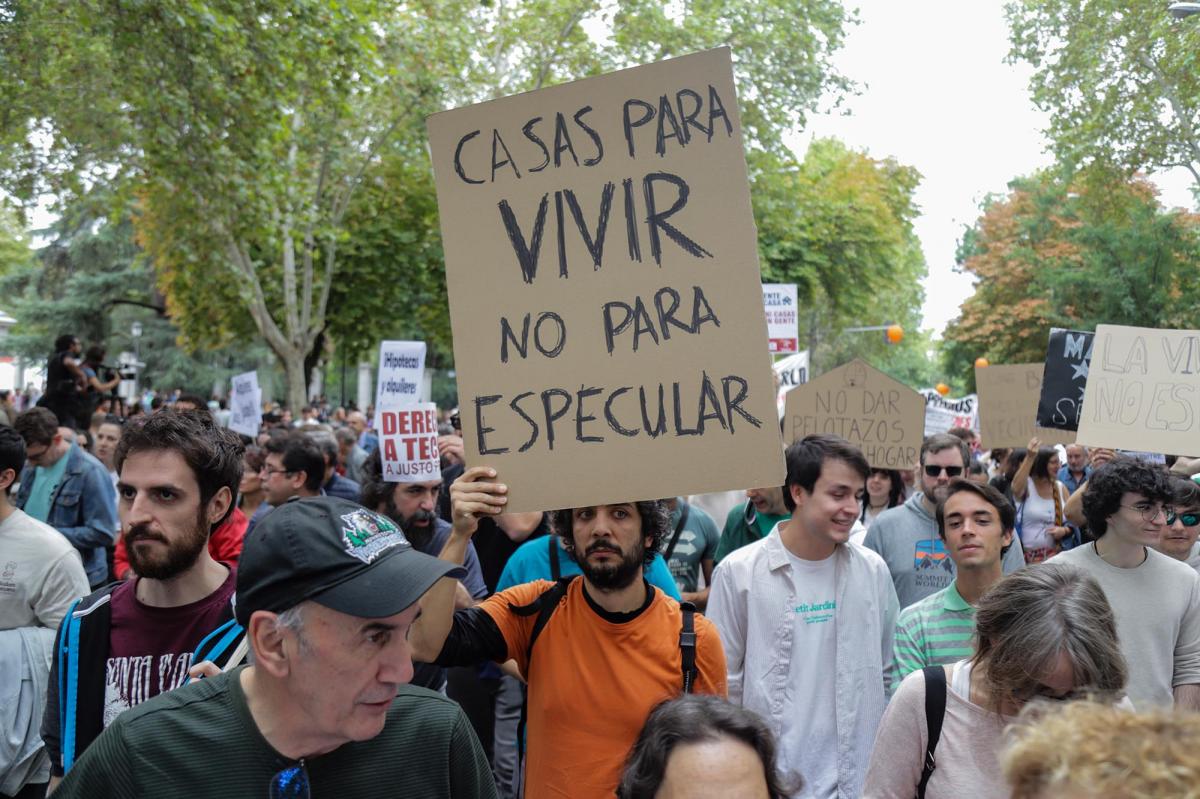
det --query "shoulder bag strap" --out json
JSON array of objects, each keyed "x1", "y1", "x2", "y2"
[
  {"x1": 549, "y1": 534, "x2": 561, "y2": 581},
  {"x1": 679, "y1": 600, "x2": 697, "y2": 694},
  {"x1": 663, "y1": 501, "x2": 691, "y2": 563},
  {"x1": 917, "y1": 665, "x2": 947, "y2": 799}
]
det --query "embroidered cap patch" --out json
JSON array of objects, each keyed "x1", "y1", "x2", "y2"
[{"x1": 340, "y1": 509, "x2": 410, "y2": 563}]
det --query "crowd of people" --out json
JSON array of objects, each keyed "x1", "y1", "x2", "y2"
[{"x1": 5, "y1": 335, "x2": 1200, "y2": 798}]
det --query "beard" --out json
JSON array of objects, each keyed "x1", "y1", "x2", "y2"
[
  {"x1": 124, "y1": 510, "x2": 210, "y2": 580},
  {"x1": 576, "y1": 538, "x2": 644, "y2": 591},
  {"x1": 382, "y1": 501, "x2": 436, "y2": 552}
]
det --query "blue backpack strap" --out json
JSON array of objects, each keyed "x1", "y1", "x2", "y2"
[
  {"x1": 183, "y1": 616, "x2": 244, "y2": 686},
  {"x1": 61, "y1": 601, "x2": 85, "y2": 772}
]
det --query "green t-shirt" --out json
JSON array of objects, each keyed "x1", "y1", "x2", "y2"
[
  {"x1": 714, "y1": 501, "x2": 791, "y2": 564},
  {"x1": 23, "y1": 445, "x2": 71, "y2": 522},
  {"x1": 53, "y1": 666, "x2": 497, "y2": 799},
  {"x1": 665, "y1": 499, "x2": 722, "y2": 593}
]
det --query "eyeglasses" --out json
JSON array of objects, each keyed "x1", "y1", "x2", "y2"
[
  {"x1": 1121, "y1": 502, "x2": 1171, "y2": 522},
  {"x1": 1167, "y1": 510, "x2": 1200, "y2": 527},
  {"x1": 260, "y1": 467, "x2": 293, "y2": 477},
  {"x1": 270, "y1": 763, "x2": 310, "y2": 799},
  {"x1": 24, "y1": 444, "x2": 49, "y2": 463},
  {"x1": 1016, "y1": 683, "x2": 1076, "y2": 704},
  {"x1": 924, "y1": 465, "x2": 963, "y2": 478}
]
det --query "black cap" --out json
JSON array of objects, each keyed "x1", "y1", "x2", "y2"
[{"x1": 235, "y1": 496, "x2": 466, "y2": 626}]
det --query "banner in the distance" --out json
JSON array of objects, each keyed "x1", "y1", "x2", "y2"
[
  {"x1": 763, "y1": 283, "x2": 799, "y2": 354},
  {"x1": 373, "y1": 340, "x2": 427, "y2": 432},
  {"x1": 229, "y1": 371, "x2": 262, "y2": 439}
]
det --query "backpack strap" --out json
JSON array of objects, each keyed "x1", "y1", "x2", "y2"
[
  {"x1": 549, "y1": 534, "x2": 561, "y2": 581},
  {"x1": 662, "y1": 501, "x2": 691, "y2": 564},
  {"x1": 679, "y1": 600, "x2": 697, "y2": 694},
  {"x1": 511, "y1": 576, "x2": 577, "y2": 782},
  {"x1": 917, "y1": 665, "x2": 947, "y2": 799}
]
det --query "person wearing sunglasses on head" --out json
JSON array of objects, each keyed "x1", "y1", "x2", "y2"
[
  {"x1": 865, "y1": 435, "x2": 1026, "y2": 611},
  {"x1": 862, "y1": 563, "x2": 1129, "y2": 799},
  {"x1": 1155, "y1": 476, "x2": 1200, "y2": 575},
  {"x1": 50, "y1": 496, "x2": 496, "y2": 799},
  {"x1": 1010, "y1": 439, "x2": 1074, "y2": 563},
  {"x1": 1054, "y1": 457, "x2": 1200, "y2": 711}
]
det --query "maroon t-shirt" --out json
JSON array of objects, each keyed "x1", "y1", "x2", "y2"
[{"x1": 103, "y1": 566, "x2": 236, "y2": 728}]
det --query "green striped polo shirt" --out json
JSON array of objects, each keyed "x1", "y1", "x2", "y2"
[{"x1": 893, "y1": 581, "x2": 976, "y2": 681}]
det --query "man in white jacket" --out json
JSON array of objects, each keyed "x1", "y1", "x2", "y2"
[{"x1": 708, "y1": 434, "x2": 899, "y2": 799}]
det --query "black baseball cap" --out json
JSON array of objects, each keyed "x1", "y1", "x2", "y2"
[{"x1": 235, "y1": 496, "x2": 466, "y2": 626}]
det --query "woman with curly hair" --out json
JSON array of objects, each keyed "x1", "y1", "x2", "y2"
[
  {"x1": 1005, "y1": 702, "x2": 1200, "y2": 799},
  {"x1": 861, "y1": 562, "x2": 1127, "y2": 798}
]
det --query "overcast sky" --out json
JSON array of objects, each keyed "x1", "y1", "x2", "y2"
[{"x1": 794, "y1": 0, "x2": 1196, "y2": 337}]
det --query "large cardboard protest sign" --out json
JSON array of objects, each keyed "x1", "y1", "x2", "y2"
[
  {"x1": 784, "y1": 359, "x2": 924, "y2": 470},
  {"x1": 975, "y1": 363, "x2": 1075, "y2": 449},
  {"x1": 919, "y1": 390, "x2": 978, "y2": 437},
  {"x1": 428, "y1": 48, "x2": 785, "y2": 512},
  {"x1": 229, "y1": 371, "x2": 262, "y2": 439},
  {"x1": 1077, "y1": 324, "x2": 1200, "y2": 455},
  {"x1": 1036, "y1": 328, "x2": 1094, "y2": 432},
  {"x1": 763, "y1": 283, "x2": 799, "y2": 354}
]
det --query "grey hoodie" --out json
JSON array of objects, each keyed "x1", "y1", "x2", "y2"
[{"x1": 863, "y1": 492, "x2": 1025, "y2": 610}]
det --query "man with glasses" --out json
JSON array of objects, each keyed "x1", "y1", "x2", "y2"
[
  {"x1": 13, "y1": 407, "x2": 117, "y2": 588},
  {"x1": 261, "y1": 433, "x2": 325, "y2": 508},
  {"x1": 1055, "y1": 458, "x2": 1200, "y2": 710},
  {"x1": 865, "y1": 434, "x2": 1025, "y2": 609},
  {"x1": 1156, "y1": 477, "x2": 1200, "y2": 573},
  {"x1": 50, "y1": 496, "x2": 496, "y2": 798}
]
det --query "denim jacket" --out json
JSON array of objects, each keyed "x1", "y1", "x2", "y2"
[
  {"x1": 708, "y1": 526, "x2": 899, "y2": 799},
  {"x1": 17, "y1": 445, "x2": 118, "y2": 586}
]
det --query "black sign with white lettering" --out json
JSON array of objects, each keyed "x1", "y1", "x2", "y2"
[{"x1": 1036, "y1": 328, "x2": 1094, "y2": 431}]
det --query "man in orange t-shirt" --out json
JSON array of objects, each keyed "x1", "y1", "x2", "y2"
[{"x1": 410, "y1": 466, "x2": 727, "y2": 799}]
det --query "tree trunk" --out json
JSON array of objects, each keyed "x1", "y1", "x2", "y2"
[{"x1": 284, "y1": 347, "x2": 308, "y2": 413}]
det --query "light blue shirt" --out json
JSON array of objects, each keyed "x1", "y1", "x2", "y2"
[
  {"x1": 23, "y1": 446, "x2": 71, "y2": 523},
  {"x1": 498, "y1": 534, "x2": 682, "y2": 599}
]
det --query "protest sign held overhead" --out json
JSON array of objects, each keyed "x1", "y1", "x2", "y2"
[
  {"x1": 784, "y1": 359, "x2": 924, "y2": 470},
  {"x1": 919, "y1": 390, "x2": 978, "y2": 437},
  {"x1": 1036, "y1": 328, "x2": 1094, "y2": 432},
  {"x1": 379, "y1": 403, "x2": 442, "y2": 482},
  {"x1": 975, "y1": 363, "x2": 1075, "y2": 449},
  {"x1": 228, "y1": 371, "x2": 262, "y2": 439},
  {"x1": 374, "y1": 341, "x2": 426, "y2": 414},
  {"x1": 427, "y1": 48, "x2": 784, "y2": 512},
  {"x1": 763, "y1": 283, "x2": 799, "y2": 354},
  {"x1": 1078, "y1": 324, "x2": 1200, "y2": 455}
]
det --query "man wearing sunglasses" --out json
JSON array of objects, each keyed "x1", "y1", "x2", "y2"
[
  {"x1": 1056, "y1": 458, "x2": 1200, "y2": 710},
  {"x1": 50, "y1": 496, "x2": 496, "y2": 798},
  {"x1": 1154, "y1": 476, "x2": 1200, "y2": 574},
  {"x1": 864, "y1": 434, "x2": 1025, "y2": 610}
]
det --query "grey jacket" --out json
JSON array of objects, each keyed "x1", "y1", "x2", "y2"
[{"x1": 0, "y1": 627, "x2": 56, "y2": 793}]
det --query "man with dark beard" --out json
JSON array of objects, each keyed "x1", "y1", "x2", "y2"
[
  {"x1": 40, "y1": 411, "x2": 246, "y2": 790},
  {"x1": 407, "y1": 468, "x2": 727, "y2": 799},
  {"x1": 359, "y1": 452, "x2": 487, "y2": 692}
]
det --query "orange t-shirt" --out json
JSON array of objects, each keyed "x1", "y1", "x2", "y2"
[{"x1": 481, "y1": 579, "x2": 727, "y2": 799}]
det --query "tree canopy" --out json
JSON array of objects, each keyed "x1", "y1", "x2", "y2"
[
  {"x1": 943, "y1": 166, "x2": 1200, "y2": 387},
  {"x1": 1006, "y1": 0, "x2": 1200, "y2": 191},
  {"x1": 0, "y1": 0, "x2": 859, "y2": 409}
]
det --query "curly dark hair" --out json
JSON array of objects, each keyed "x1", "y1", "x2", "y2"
[
  {"x1": 617, "y1": 695, "x2": 801, "y2": 799},
  {"x1": 550, "y1": 499, "x2": 670, "y2": 568},
  {"x1": 114, "y1": 410, "x2": 245, "y2": 529},
  {"x1": 1081, "y1": 457, "x2": 1172, "y2": 539}
]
